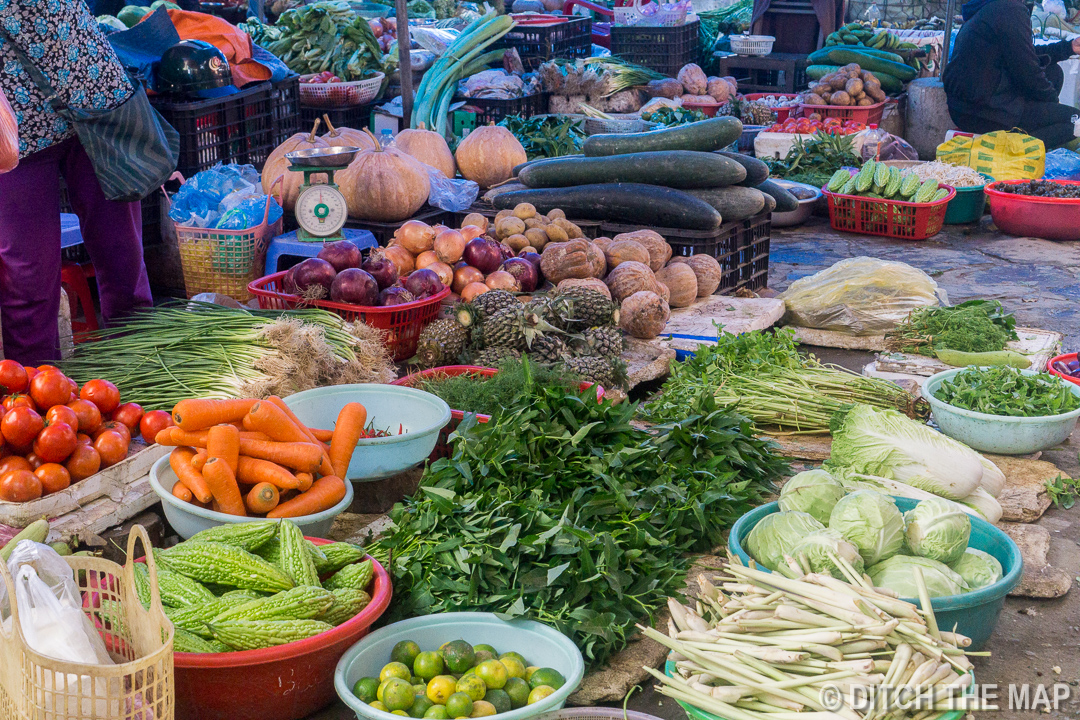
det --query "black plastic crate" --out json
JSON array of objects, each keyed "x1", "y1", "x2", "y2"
[
  {"x1": 734, "y1": 211, "x2": 770, "y2": 291},
  {"x1": 456, "y1": 92, "x2": 549, "y2": 126},
  {"x1": 151, "y1": 82, "x2": 277, "y2": 177},
  {"x1": 342, "y1": 206, "x2": 451, "y2": 246},
  {"x1": 271, "y1": 76, "x2": 302, "y2": 146},
  {"x1": 299, "y1": 102, "x2": 373, "y2": 132},
  {"x1": 714, "y1": 52, "x2": 810, "y2": 93},
  {"x1": 610, "y1": 19, "x2": 700, "y2": 77},
  {"x1": 495, "y1": 16, "x2": 592, "y2": 71}
]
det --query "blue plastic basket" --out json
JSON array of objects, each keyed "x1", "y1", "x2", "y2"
[{"x1": 727, "y1": 497, "x2": 1023, "y2": 650}]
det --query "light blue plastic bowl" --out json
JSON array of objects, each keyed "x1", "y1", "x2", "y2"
[
  {"x1": 922, "y1": 367, "x2": 1080, "y2": 454},
  {"x1": 334, "y1": 612, "x2": 585, "y2": 720},
  {"x1": 727, "y1": 497, "x2": 1023, "y2": 650},
  {"x1": 284, "y1": 384, "x2": 451, "y2": 481}
]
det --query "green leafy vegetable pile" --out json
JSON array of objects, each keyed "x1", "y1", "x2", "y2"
[
  {"x1": 249, "y1": 2, "x2": 384, "y2": 80},
  {"x1": 497, "y1": 115, "x2": 584, "y2": 159},
  {"x1": 640, "y1": 106, "x2": 709, "y2": 127},
  {"x1": 370, "y1": 387, "x2": 788, "y2": 667},
  {"x1": 885, "y1": 300, "x2": 1018, "y2": 356},
  {"x1": 934, "y1": 367, "x2": 1080, "y2": 417},
  {"x1": 413, "y1": 359, "x2": 584, "y2": 416},
  {"x1": 764, "y1": 131, "x2": 862, "y2": 189}
]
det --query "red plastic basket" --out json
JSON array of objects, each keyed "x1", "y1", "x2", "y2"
[
  {"x1": 248, "y1": 271, "x2": 449, "y2": 361},
  {"x1": 799, "y1": 99, "x2": 885, "y2": 125},
  {"x1": 742, "y1": 93, "x2": 799, "y2": 122},
  {"x1": 1048, "y1": 352, "x2": 1080, "y2": 387},
  {"x1": 985, "y1": 180, "x2": 1080, "y2": 241},
  {"x1": 822, "y1": 185, "x2": 956, "y2": 240}
]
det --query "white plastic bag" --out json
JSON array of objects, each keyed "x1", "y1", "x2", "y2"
[
  {"x1": 13, "y1": 564, "x2": 113, "y2": 665},
  {"x1": 0, "y1": 539, "x2": 80, "y2": 615}
]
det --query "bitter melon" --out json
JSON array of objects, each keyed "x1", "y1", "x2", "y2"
[
  {"x1": 133, "y1": 562, "x2": 152, "y2": 610},
  {"x1": 325, "y1": 559, "x2": 374, "y2": 592},
  {"x1": 160, "y1": 541, "x2": 294, "y2": 593},
  {"x1": 827, "y1": 169, "x2": 851, "y2": 193},
  {"x1": 213, "y1": 586, "x2": 335, "y2": 623},
  {"x1": 166, "y1": 591, "x2": 261, "y2": 637},
  {"x1": 157, "y1": 566, "x2": 216, "y2": 608},
  {"x1": 278, "y1": 521, "x2": 321, "y2": 588},
  {"x1": 900, "y1": 172, "x2": 921, "y2": 198},
  {"x1": 318, "y1": 588, "x2": 372, "y2": 626},
  {"x1": 840, "y1": 175, "x2": 858, "y2": 195},
  {"x1": 883, "y1": 167, "x2": 903, "y2": 198},
  {"x1": 189, "y1": 520, "x2": 279, "y2": 552},
  {"x1": 932, "y1": 188, "x2": 949, "y2": 201},
  {"x1": 254, "y1": 537, "x2": 326, "y2": 570},
  {"x1": 174, "y1": 627, "x2": 225, "y2": 654},
  {"x1": 208, "y1": 619, "x2": 334, "y2": 651},
  {"x1": 854, "y1": 161, "x2": 876, "y2": 193},
  {"x1": 872, "y1": 162, "x2": 891, "y2": 192},
  {"x1": 313, "y1": 543, "x2": 366, "y2": 576},
  {"x1": 914, "y1": 179, "x2": 939, "y2": 203}
]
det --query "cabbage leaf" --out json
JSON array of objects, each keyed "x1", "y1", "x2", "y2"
[
  {"x1": 868, "y1": 555, "x2": 969, "y2": 598},
  {"x1": 828, "y1": 489, "x2": 906, "y2": 565}
]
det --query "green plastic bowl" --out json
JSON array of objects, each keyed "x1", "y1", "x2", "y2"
[
  {"x1": 727, "y1": 497, "x2": 1023, "y2": 650},
  {"x1": 334, "y1": 612, "x2": 585, "y2": 720},
  {"x1": 943, "y1": 173, "x2": 993, "y2": 224},
  {"x1": 923, "y1": 367, "x2": 1080, "y2": 454},
  {"x1": 284, "y1": 384, "x2": 451, "y2": 481}
]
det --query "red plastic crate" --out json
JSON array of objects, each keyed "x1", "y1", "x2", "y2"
[
  {"x1": 247, "y1": 271, "x2": 449, "y2": 361},
  {"x1": 823, "y1": 185, "x2": 955, "y2": 240},
  {"x1": 798, "y1": 99, "x2": 885, "y2": 125},
  {"x1": 742, "y1": 93, "x2": 799, "y2": 122}
]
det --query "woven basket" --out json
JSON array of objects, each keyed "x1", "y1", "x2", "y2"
[
  {"x1": 298, "y1": 72, "x2": 385, "y2": 107},
  {"x1": 0, "y1": 526, "x2": 174, "y2": 720},
  {"x1": 584, "y1": 116, "x2": 657, "y2": 134},
  {"x1": 730, "y1": 34, "x2": 775, "y2": 56}
]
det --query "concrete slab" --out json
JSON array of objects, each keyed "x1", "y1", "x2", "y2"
[
  {"x1": 987, "y1": 454, "x2": 1060, "y2": 523},
  {"x1": 1000, "y1": 522, "x2": 1074, "y2": 599}
]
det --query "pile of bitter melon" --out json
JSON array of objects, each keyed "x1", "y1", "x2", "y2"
[{"x1": 826, "y1": 160, "x2": 950, "y2": 203}]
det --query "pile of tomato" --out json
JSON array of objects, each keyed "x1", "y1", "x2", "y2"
[
  {"x1": 0, "y1": 360, "x2": 174, "y2": 504},
  {"x1": 767, "y1": 116, "x2": 867, "y2": 135}
]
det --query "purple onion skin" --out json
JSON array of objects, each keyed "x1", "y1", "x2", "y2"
[
  {"x1": 462, "y1": 236, "x2": 503, "y2": 275},
  {"x1": 379, "y1": 286, "x2": 416, "y2": 306},
  {"x1": 317, "y1": 240, "x2": 363, "y2": 273},
  {"x1": 519, "y1": 251, "x2": 542, "y2": 282},
  {"x1": 291, "y1": 257, "x2": 337, "y2": 293},
  {"x1": 500, "y1": 257, "x2": 539, "y2": 292},
  {"x1": 404, "y1": 268, "x2": 445, "y2": 299},
  {"x1": 362, "y1": 256, "x2": 399, "y2": 290},
  {"x1": 330, "y1": 268, "x2": 380, "y2": 305}
]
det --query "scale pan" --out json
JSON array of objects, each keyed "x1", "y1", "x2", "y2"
[{"x1": 286, "y1": 146, "x2": 362, "y2": 167}]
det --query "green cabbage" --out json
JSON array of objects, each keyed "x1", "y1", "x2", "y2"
[
  {"x1": 828, "y1": 489, "x2": 906, "y2": 565},
  {"x1": 950, "y1": 548, "x2": 1002, "y2": 590},
  {"x1": 867, "y1": 555, "x2": 969, "y2": 598},
  {"x1": 904, "y1": 497, "x2": 971, "y2": 564},
  {"x1": 790, "y1": 530, "x2": 865, "y2": 579},
  {"x1": 829, "y1": 404, "x2": 984, "y2": 500},
  {"x1": 778, "y1": 469, "x2": 845, "y2": 524},
  {"x1": 745, "y1": 511, "x2": 826, "y2": 572}
]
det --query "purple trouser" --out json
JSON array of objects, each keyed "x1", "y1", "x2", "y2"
[{"x1": 0, "y1": 136, "x2": 153, "y2": 365}]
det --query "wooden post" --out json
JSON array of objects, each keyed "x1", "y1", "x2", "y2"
[{"x1": 395, "y1": 0, "x2": 414, "y2": 128}]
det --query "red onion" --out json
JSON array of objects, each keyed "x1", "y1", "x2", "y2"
[
  {"x1": 498, "y1": 242, "x2": 514, "y2": 262},
  {"x1": 500, "y1": 257, "x2": 539, "y2": 292},
  {"x1": 404, "y1": 268, "x2": 445, "y2": 298},
  {"x1": 362, "y1": 254, "x2": 399, "y2": 290},
  {"x1": 462, "y1": 236, "x2": 503, "y2": 274},
  {"x1": 379, "y1": 286, "x2": 416, "y2": 306},
  {"x1": 330, "y1": 268, "x2": 379, "y2": 305},
  {"x1": 290, "y1": 258, "x2": 337, "y2": 294},
  {"x1": 317, "y1": 240, "x2": 362, "y2": 272}
]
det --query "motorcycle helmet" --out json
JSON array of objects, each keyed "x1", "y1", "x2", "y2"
[{"x1": 156, "y1": 40, "x2": 232, "y2": 95}]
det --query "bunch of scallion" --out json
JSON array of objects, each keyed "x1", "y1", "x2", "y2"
[
  {"x1": 645, "y1": 329, "x2": 923, "y2": 434},
  {"x1": 58, "y1": 302, "x2": 395, "y2": 410},
  {"x1": 582, "y1": 56, "x2": 665, "y2": 97}
]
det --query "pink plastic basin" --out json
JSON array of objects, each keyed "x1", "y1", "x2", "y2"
[{"x1": 985, "y1": 180, "x2": 1080, "y2": 241}]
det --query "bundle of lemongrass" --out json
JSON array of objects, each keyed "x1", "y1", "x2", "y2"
[
  {"x1": 59, "y1": 302, "x2": 395, "y2": 410},
  {"x1": 643, "y1": 557, "x2": 987, "y2": 720}
]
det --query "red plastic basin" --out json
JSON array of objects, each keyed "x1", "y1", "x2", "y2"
[
  {"x1": 985, "y1": 180, "x2": 1080, "y2": 241},
  {"x1": 174, "y1": 540, "x2": 392, "y2": 720},
  {"x1": 1048, "y1": 352, "x2": 1080, "y2": 387}
]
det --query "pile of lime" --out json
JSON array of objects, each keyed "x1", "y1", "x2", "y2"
[{"x1": 352, "y1": 639, "x2": 567, "y2": 718}]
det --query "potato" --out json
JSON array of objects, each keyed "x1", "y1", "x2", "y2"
[
  {"x1": 647, "y1": 78, "x2": 684, "y2": 99},
  {"x1": 812, "y1": 83, "x2": 830, "y2": 97},
  {"x1": 842, "y1": 63, "x2": 861, "y2": 73},
  {"x1": 861, "y1": 71, "x2": 881, "y2": 87},
  {"x1": 866, "y1": 84, "x2": 887, "y2": 102},
  {"x1": 829, "y1": 74, "x2": 848, "y2": 90},
  {"x1": 845, "y1": 78, "x2": 864, "y2": 96},
  {"x1": 857, "y1": 97, "x2": 875, "y2": 106},
  {"x1": 829, "y1": 91, "x2": 852, "y2": 106},
  {"x1": 803, "y1": 93, "x2": 828, "y2": 106}
]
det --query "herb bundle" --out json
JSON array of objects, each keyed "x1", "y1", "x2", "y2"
[
  {"x1": 413, "y1": 359, "x2": 583, "y2": 416},
  {"x1": 498, "y1": 115, "x2": 584, "y2": 159},
  {"x1": 370, "y1": 387, "x2": 788, "y2": 667},
  {"x1": 885, "y1": 300, "x2": 1018, "y2": 356},
  {"x1": 934, "y1": 367, "x2": 1080, "y2": 417},
  {"x1": 764, "y1": 131, "x2": 862, "y2": 189},
  {"x1": 641, "y1": 106, "x2": 709, "y2": 127}
]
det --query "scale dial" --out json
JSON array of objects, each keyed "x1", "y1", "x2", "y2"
[{"x1": 295, "y1": 183, "x2": 348, "y2": 238}]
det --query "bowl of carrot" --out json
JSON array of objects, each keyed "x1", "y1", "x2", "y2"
[{"x1": 147, "y1": 395, "x2": 368, "y2": 538}]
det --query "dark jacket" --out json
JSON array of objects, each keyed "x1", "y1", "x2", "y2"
[{"x1": 943, "y1": 0, "x2": 1073, "y2": 128}]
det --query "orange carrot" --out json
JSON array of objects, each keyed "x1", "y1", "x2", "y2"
[
  {"x1": 157, "y1": 428, "x2": 268, "y2": 448},
  {"x1": 172, "y1": 399, "x2": 258, "y2": 431},
  {"x1": 244, "y1": 482, "x2": 280, "y2": 515},
  {"x1": 265, "y1": 397, "x2": 335, "y2": 475},
  {"x1": 245, "y1": 402, "x2": 311, "y2": 443},
  {"x1": 172, "y1": 481, "x2": 193, "y2": 503},
  {"x1": 267, "y1": 475, "x2": 347, "y2": 518},
  {"x1": 329, "y1": 403, "x2": 367, "y2": 479},
  {"x1": 202, "y1": 457, "x2": 246, "y2": 516},
  {"x1": 155, "y1": 427, "x2": 178, "y2": 445},
  {"x1": 207, "y1": 424, "x2": 240, "y2": 474},
  {"x1": 238, "y1": 439, "x2": 322, "y2": 473},
  {"x1": 169, "y1": 447, "x2": 213, "y2": 504},
  {"x1": 192, "y1": 449, "x2": 208, "y2": 471},
  {"x1": 236, "y1": 456, "x2": 300, "y2": 490},
  {"x1": 309, "y1": 428, "x2": 333, "y2": 443},
  {"x1": 295, "y1": 471, "x2": 314, "y2": 492}
]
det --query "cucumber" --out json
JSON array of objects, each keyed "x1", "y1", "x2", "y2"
[
  {"x1": 826, "y1": 49, "x2": 917, "y2": 82},
  {"x1": 493, "y1": 183, "x2": 723, "y2": 230},
  {"x1": 512, "y1": 156, "x2": 575, "y2": 177},
  {"x1": 717, "y1": 151, "x2": 770, "y2": 187},
  {"x1": 1, "y1": 518, "x2": 49, "y2": 561},
  {"x1": 519, "y1": 151, "x2": 747, "y2": 190},
  {"x1": 807, "y1": 64, "x2": 904, "y2": 94},
  {"x1": 934, "y1": 349, "x2": 1031, "y2": 369},
  {"x1": 684, "y1": 186, "x2": 767, "y2": 223},
  {"x1": 809, "y1": 45, "x2": 905, "y2": 65},
  {"x1": 755, "y1": 180, "x2": 800, "y2": 213},
  {"x1": 583, "y1": 117, "x2": 743, "y2": 157},
  {"x1": 761, "y1": 192, "x2": 777, "y2": 214}
]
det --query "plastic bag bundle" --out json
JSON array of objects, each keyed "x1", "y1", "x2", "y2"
[
  {"x1": 1042, "y1": 147, "x2": 1080, "y2": 180},
  {"x1": 778, "y1": 257, "x2": 946, "y2": 336},
  {"x1": 936, "y1": 130, "x2": 1045, "y2": 180},
  {"x1": 170, "y1": 162, "x2": 282, "y2": 229},
  {"x1": 0, "y1": 89, "x2": 18, "y2": 174}
]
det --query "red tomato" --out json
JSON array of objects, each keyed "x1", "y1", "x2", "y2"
[
  {"x1": 140, "y1": 410, "x2": 173, "y2": 445},
  {"x1": 24, "y1": 452, "x2": 44, "y2": 470},
  {"x1": 111, "y1": 403, "x2": 143, "y2": 433},
  {"x1": 36, "y1": 365, "x2": 59, "y2": 374},
  {"x1": 35, "y1": 463, "x2": 71, "y2": 495},
  {"x1": 0, "y1": 470, "x2": 42, "y2": 502},
  {"x1": 94, "y1": 430, "x2": 129, "y2": 468},
  {"x1": 33, "y1": 423, "x2": 77, "y2": 463},
  {"x1": 66, "y1": 443, "x2": 101, "y2": 481},
  {"x1": 67, "y1": 399, "x2": 103, "y2": 434},
  {"x1": 23, "y1": 367, "x2": 38, "y2": 384},
  {"x1": 46, "y1": 405, "x2": 80, "y2": 431},
  {"x1": 29, "y1": 370, "x2": 70, "y2": 411},
  {"x1": 76, "y1": 433, "x2": 93, "y2": 446},
  {"x1": 0, "y1": 456, "x2": 32, "y2": 477},
  {"x1": 3, "y1": 394, "x2": 35, "y2": 412},
  {"x1": 80, "y1": 379, "x2": 120, "y2": 414},
  {"x1": 94, "y1": 420, "x2": 131, "y2": 445},
  {"x1": 1, "y1": 407, "x2": 43, "y2": 447},
  {"x1": 0, "y1": 360, "x2": 28, "y2": 395}
]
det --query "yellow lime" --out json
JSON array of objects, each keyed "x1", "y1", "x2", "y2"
[
  {"x1": 470, "y1": 700, "x2": 497, "y2": 717},
  {"x1": 424, "y1": 705, "x2": 449, "y2": 720},
  {"x1": 473, "y1": 644, "x2": 497, "y2": 655},
  {"x1": 456, "y1": 674, "x2": 487, "y2": 702},
  {"x1": 392, "y1": 640, "x2": 422, "y2": 668},
  {"x1": 474, "y1": 660, "x2": 508, "y2": 690},
  {"x1": 504, "y1": 677, "x2": 530, "y2": 709},
  {"x1": 383, "y1": 678, "x2": 417, "y2": 712},
  {"x1": 427, "y1": 675, "x2": 458, "y2": 705},
  {"x1": 445, "y1": 692, "x2": 474, "y2": 718},
  {"x1": 498, "y1": 652, "x2": 526, "y2": 665},
  {"x1": 371, "y1": 701, "x2": 389, "y2": 712},
  {"x1": 524, "y1": 667, "x2": 540, "y2": 682},
  {"x1": 527, "y1": 686, "x2": 556, "y2": 705},
  {"x1": 381, "y1": 662, "x2": 413, "y2": 683},
  {"x1": 484, "y1": 688, "x2": 511, "y2": 714},
  {"x1": 528, "y1": 668, "x2": 565, "y2": 690},
  {"x1": 353, "y1": 677, "x2": 381, "y2": 704},
  {"x1": 378, "y1": 680, "x2": 392, "y2": 703},
  {"x1": 499, "y1": 656, "x2": 525, "y2": 679},
  {"x1": 414, "y1": 651, "x2": 445, "y2": 680},
  {"x1": 472, "y1": 650, "x2": 497, "y2": 666},
  {"x1": 409, "y1": 696, "x2": 435, "y2": 718},
  {"x1": 393, "y1": 711, "x2": 410, "y2": 716}
]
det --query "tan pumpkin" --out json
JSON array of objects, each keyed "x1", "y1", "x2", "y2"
[
  {"x1": 454, "y1": 123, "x2": 527, "y2": 189},
  {"x1": 605, "y1": 261, "x2": 662, "y2": 303},
  {"x1": 613, "y1": 230, "x2": 672, "y2": 272},
  {"x1": 603, "y1": 239, "x2": 651, "y2": 270},
  {"x1": 338, "y1": 129, "x2": 431, "y2": 222},
  {"x1": 620, "y1": 291, "x2": 670, "y2": 339},
  {"x1": 655, "y1": 263, "x2": 698, "y2": 308},
  {"x1": 540, "y1": 239, "x2": 606, "y2": 284},
  {"x1": 261, "y1": 120, "x2": 329, "y2": 212},
  {"x1": 671, "y1": 254, "x2": 723, "y2": 296},
  {"x1": 321, "y1": 115, "x2": 376, "y2": 151},
  {"x1": 395, "y1": 123, "x2": 456, "y2": 179}
]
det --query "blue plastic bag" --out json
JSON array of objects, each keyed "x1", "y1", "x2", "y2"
[
  {"x1": 169, "y1": 163, "x2": 280, "y2": 229},
  {"x1": 1042, "y1": 148, "x2": 1080, "y2": 180}
]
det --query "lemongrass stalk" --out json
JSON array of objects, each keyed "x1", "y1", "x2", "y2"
[
  {"x1": 653, "y1": 683, "x2": 768, "y2": 720},
  {"x1": 668, "y1": 598, "x2": 690, "y2": 631},
  {"x1": 882, "y1": 643, "x2": 913, "y2": 687},
  {"x1": 773, "y1": 604, "x2": 849, "y2": 628},
  {"x1": 912, "y1": 568, "x2": 941, "y2": 641},
  {"x1": 924, "y1": 663, "x2": 953, "y2": 686},
  {"x1": 836, "y1": 640, "x2": 886, "y2": 654},
  {"x1": 937, "y1": 631, "x2": 970, "y2": 648}
]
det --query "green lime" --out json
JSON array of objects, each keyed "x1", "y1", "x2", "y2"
[
  {"x1": 499, "y1": 657, "x2": 525, "y2": 679},
  {"x1": 474, "y1": 660, "x2": 507, "y2": 690},
  {"x1": 392, "y1": 640, "x2": 422, "y2": 668},
  {"x1": 524, "y1": 667, "x2": 540, "y2": 682},
  {"x1": 472, "y1": 650, "x2": 496, "y2": 666},
  {"x1": 383, "y1": 678, "x2": 417, "y2": 712},
  {"x1": 381, "y1": 662, "x2": 413, "y2": 683},
  {"x1": 504, "y1": 677, "x2": 530, "y2": 709},
  {"x1": 473, "y1": 644, "x2": 497, "y2": 655},
  {"x1": 527, "y1": 686, "x2": 556, "y2": 705},
  {"x1": 412, "y1": 677, "x2": 426, "y2": 686},
  {"x1": 470, "y1": 700, "x2": 497, "y2": 717},
  {"x1": 371, "y1": 701, "x2": 389, "y2": 712},
  {"x1": 413, "y1": 684, "x2": 428, "y2": 697},
  {"x1": 414, "y1": 651, "x2": 445, "y2": 681},
  {"x1": 484, "y1": 689, "x2": 511, "y2": 714},
  {"x1": 409, "y1": 696, "x2": 435, "y2": 718},
  {"x1": 353, "y1": 677, "x2": 381, "y2": 704},
  {"x1": 445, "y1": 692, "x2": 474, "y2": 718},
  {"x1": 442, "y1": 640, "x2": 476, "y2": 674},
  {"x1": 528, "y1": 668, "x2": 565, "y2": 690},
  {"x1": 456, "y1": 674, "x2": 487, "y2": 702},
  {"x1": 424, "y1": 705, "x2": 449, "y2": 719},
  {"x1": 393, "y1": 711, "x2": 409, "y2": 716},
  {"x1": 427, "y1": 675, "x2": 457, "y2": 705},
  {"x1": 498, "y1": 652, "x2": 526, "y2": 665}
]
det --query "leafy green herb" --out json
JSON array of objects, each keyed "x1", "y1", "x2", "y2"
[
  {"x1": 1046, "y1": 473, "x2": 1080, "y2": 509},
  {"x1": 369, "y1": 387, "x2": 788, "y2": 667},
  {"x1": 641, "y1": 106, "x2": 709, "y2": 127},
  {"x1": 765, "y1": 131, "x2": 861, "y2": 183},
  {"x1": 885, "y1": 300, "x2": 1018, "y2": 356},
  {"x1": 498, "y1": 115, "x2": 584, "y2": 159},
  {"x1": 414, "y1": 359, "x2": 583, "y2": 416},
  {"x1": 934, "y1": 367, "x2": 1080, "y2": 417}
]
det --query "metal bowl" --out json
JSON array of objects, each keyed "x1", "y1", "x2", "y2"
[
  {"x1": 771, "y1": 179, "x2": 822, "y2": 227},
  {"x1": 286, "y1": 146, "x2": 362, "y2": 167}
]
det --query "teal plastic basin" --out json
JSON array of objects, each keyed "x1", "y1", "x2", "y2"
[
  {"x1": 943, "y1": 174, "x2": 993, "y2": 224},
  {"x1": 728, "y1": 497, "x2": 1023, "y2": 650},
  {"x1": 284, "y1": 384, "x2": 451, "y2": 481},
  {"x1": 923, "y1": 367, "x2": 1080, "y2": 455},
  {"x1": 334, "y1": 612, "x2": 585, "y2": 720}
]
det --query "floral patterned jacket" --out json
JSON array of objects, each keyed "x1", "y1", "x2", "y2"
[{"x1": 0, "y1": 0, "x2": 134, "y2": 158}]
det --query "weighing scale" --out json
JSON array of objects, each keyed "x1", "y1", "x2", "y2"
[{"x1": 285, "y1": 146, "x2": 361, "y2": 243}]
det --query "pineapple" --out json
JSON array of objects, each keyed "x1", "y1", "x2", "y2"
[
  {"x1": 554, "y1": 287, "x2": 619, "y2": 328},
  {"x1": 527, "y1": 334, "x2": 570, "y2": 364},
  {"x1": 471, "y1": 346, "x2": 521, "y2": 367},
  {"x1": 740, "y1": 100, "x2": 777, "y2": 126},
  {"x1": 575, "y1": 326, "x2": 626, "y2": 359},
  {"x1": 524, "y1": 295, "x2": 574, "y2": 332},
  {"x1": 481, "y1": 306, "x2": 527, "y2": 350},
  {"x1": 561, "y1": 355, "x2": 628, "y2": 389},
  {"x1": 414, "y1": 318, "x2": 468, "y2": 368},
  {"x1": 455, "y1": 290, "x2": 520, "y2": 330}
]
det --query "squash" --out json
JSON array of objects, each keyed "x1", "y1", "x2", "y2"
[
  {"x1": 707, "y1": 77, "x2": 732, "y2": 103},
  {"x1": 612, "y1": 230, "x2": 671, "y2": 272},
  {"x1": 262, "y1": 120, "x2": 329, "y2": 212},
  {"x1": 654, "y1": 263, "x2": 697, "y2": 308},
  {"x1": 321, "y1": 115, "x2": 375, "y2": 151},
  {"x1": 557, "y1": 277, "x2": 611, "y2": 299},
  {"x1": 620, "y1": 291, "x2": 670, "y2": 339},
  {"x1": 540, "y1": 239, "x2": 606, "y2": 284},
  {"x1": 671, "y1": 254, "x2": 723, "y2": 296},
  {"x1": 338, "y1": 129, "x2": 430, "y2": 221},
  {"x1": 605, "y1": 261, "x2": 662, "y2": 303},
  {"x1": 455, "y1": 123, "x2": 527, "y2": 189},
  {"x1": 603, "y1": 239, "x2": 650, "y2": 270},
  {"x1": 394, "y1": 123, "x2": 456, "y2": 179},
  {"x1": 677, "y1": 63, "x2": 708, "y2": 95}
]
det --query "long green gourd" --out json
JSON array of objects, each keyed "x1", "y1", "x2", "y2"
[{"x1": 208, "y1": 619, "x2": 334, "y2": 651}]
